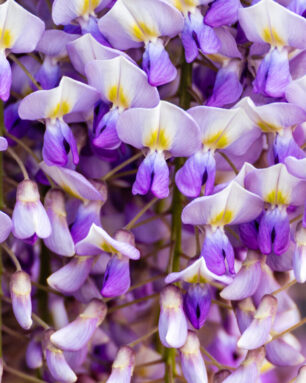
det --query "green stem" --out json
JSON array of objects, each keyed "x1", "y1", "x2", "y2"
[
  {"x1": 165, "y1": 55, "x2": 192, "y2": 383},
  {"x1": 37, "y1": 243, "x2": 52, "y2": 325},
  {"x1": 124, "y1": 197, "x2": 159, "y2": 230},
  {"x1": 3, "y1": 363, "x2": 47, "y2": 383},
  {"x1": 9, "y1": 54, "x2": 42, "y2": 90},
  {"x1": 102, "y1": 152, "x2": 142, "y2": 181}
]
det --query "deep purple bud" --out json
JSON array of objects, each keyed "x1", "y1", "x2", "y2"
[
  {"x1": 101, "y1": 255, "x2": 130, "y2": 298},
  {"x1": 202, "y1": 227, "x2": 235, "y2": 276},
  {"x1": 184, "y1": 284, "x2": 211, "y2": 329},
  {"x1": 10, "y1": 271, "x2": 32, "y2": 330},
  {"x1": 258, "y1": 207, "x2": 290, "y2": 255}
]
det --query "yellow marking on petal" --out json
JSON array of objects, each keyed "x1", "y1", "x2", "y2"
[
  {"x1": 210, "y1": 209, "x2": 233, "y2": 226},
  {"x1": 0, "y1": 28, "x2": 13, "y2": 49},
  {"x1": 262, "y1": 27, "x2": 285, "y2": 47},
  {"x1": 260, "y1": 361, "x2": 274, "y2": 374},
  {"x1": 49, "y1": 101, "x2": 71, "y2": 119},
  {"x1": 144, "y1": 128, "x2": 170, "y2": 151},
  {"x1": 257, "y1": 120, "x2": 282, "y2": 133},
  {"x1": 131, "y1": 22, "x2": 158, "y2": 42},
  {"x1": 185, "y1": 274, "x2": 206, "y2": 283},
  {"x1": 174, "y1": 0, "x2": 198, "y2": 13},
  {"x1": 265, "y1": 189, "x2": 288, "y2": 205},
  {"x1": 81, "y1": 0, "x2": 100, "y2": 15},
  {"x1": 108, "y1": 85, "x2": 130, "y2": 110},
  {"x1": 100, "y1": 241, "x2": 117, "y2": 254},
  {"x1": 203, "y1": 131, "x2": 228, "y2": 149}
]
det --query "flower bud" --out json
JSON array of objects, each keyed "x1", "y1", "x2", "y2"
[
  {"x1": 238, "y1": 295, "x2": 277, "y2": 350},
  {"x1": 26, "y1": 337, "x2": 43, "y2": 369},
  {"x1": 12, "y1": 179, "x2": 51, "y2": 240},
  {"x1": 106, "y1": 346, "x2": 135, "y2": 383},
  {"x1": 159, "y1": 285, "x2": 188, "y2": 348},
  {"x1": 43, "y1": 330, "x2": 77, "y2": 383},
  {"x1": 10, "y1": 270, "x2": 32, "y2": 330},
  {"x1": 44, "y1": 189, "x2": 74, "y2": 256},
  {"x1": 179, "y1": 331, "x2": 208, "y2": 383},
  {"x1": 50, "y1": 299, "x2": 107, "y2": 351}
]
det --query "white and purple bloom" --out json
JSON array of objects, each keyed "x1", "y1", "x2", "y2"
[
  {"x1": 117, "y1": 100, "x2": 200, "y2": 199},
  {"x1": 0, "y1": 0, "x2": 45, "y2": 101},
  {"x1": 18, "y1": 76, "x2": 100, "y2": 167},
  {"x1": 182, "y1": 181, "x2": 263, "y2": 275},
  {"x1": 106, "y1": 346, "x2": 135, "y2": 383},
  {"x1": 98, "y1": 0, "x2": 184, "y2": 86}
]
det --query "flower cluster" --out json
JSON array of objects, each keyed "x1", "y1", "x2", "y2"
[{"x1": 0, "y1": 0, "x2": 305, "y2": 382}]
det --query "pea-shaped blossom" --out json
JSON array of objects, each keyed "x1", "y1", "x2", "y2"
[
  {"x1": 0, "y1": 0, "x2": 45, "y2": 101},
  {"x1": 245, "y1": 163, "x2": 306, "y2": 255},
  {"x1": 182, "y1": 181, "x2": 263, "y2": 275},
  {"x1": 175, "y1": 105, "x2": 260, "y2": 197},
  {"x1": 67, "y1": 33, "x2": 132, "y2": 77},
  {"x1": 18, "y1": 76, "x2": 100, "y2": 167},
  {"x1": 12, "y1": 180, "x2": 51, "y2": 240},
  {"x1": 166, "y1": 0, "x2": 220, "y2": 63},
  {"x1": 40, "y1": 162, "x2": 104, "y2": 202},
  {"x1": 52, "y1": 0, "x2": 112, "y2": 44},
  {"x1": 10, "y1": 271, "x2": 32, "y2": 330},
  {"x1": 239, "y1": 0, "x2": 306, "y2": 97},
  {"x1": 85, "y1": 56, "x2": 159, "y2": 149},
  {"x1": 98, "y1": 0, "x2": 184, "y2": 86},
  {"x1": 236, "y1": 97, "x2": 306, "y2": 164},
  {"x1": 117, "y1": 101, "x2": 200, "y2": 199},
  {"x1": 106, "y1": 346, "x2": 135, "y2": 383},
  {"x1": 75, "y1": 223, "x2": 140, "y2": 259},
  {"x1": 286, "y1": 75, "x2": 306, "y2": 112},
  {"x1": 50, "y1": 299, "x2": 107, "y2": 351}
]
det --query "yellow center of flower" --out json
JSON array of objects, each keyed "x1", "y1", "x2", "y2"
[
  {"x1": 81, "y1": 0, "x2": 100, "y2": 16},
  {"x1": 203, "y1": 131, "x2": 228, "y2": 149},
  {"x1": 144, "y1": 128, "x2": 170, "y2": 151},
  {"x1": 257, "y1": 120, "x2": 282, "y2": 133},
  {"x1": 210, "y1": 209, "x2": 233, "y2": 226},
  {"x1": 108, "y1": 85, "x2": 130, "y2": 110},
  {"x1": 49, "y1": 101, "x2": 71, "y2": 119},
  {"x1": 131, "y1": 22, "x2": 158, "y2": 42},
  {"x1": 173, "y1": 0, "x2": 198, "y2": 13},
  {"x1": 261, "y1": 27, "x2": 285, "y2": 47},
  {"x1": 265, "y1": 189, "x2": 288, "y2": 205},
  {"x1": 0, "y1": 28, "x2": 13, "y2": 49}
]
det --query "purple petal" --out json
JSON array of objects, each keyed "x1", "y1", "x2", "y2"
[
  {"x1": 47, "y1": 256, "x2": 94, "y2": 294},
  {"x1": 175, "y1": 150, "x2": 216, "y2": 197},
  {"x1": 265, "y1": 336, "x2": 304, "y2": 366},
  {"x1": 233, "y1": 298, "x2": 256, "y2": 334},
  {"x1": 0, "y1": 211, "x2": 12, "y2": 242},
  {"x1": 0, "y1": 53, "x2": 12, "y2": 102},
  {"x1": 101, "y1": 255, "x2": 130, "y2": 298},
  {"x1": 45, "y1": 345, "x2": 77, "y2": 383},
  {"x1": 50, "y1": 299, "x2": 107, "y2": 351},
  {"x1": 254, "y1": 48, "x2": 291, "y2": 98},
  {"x1": 26, "y1": 338, "x2": 43, "y2": 369},
  {"x1": 258, "y1": 208, "x2": 290, "y2": 255},
  {"x1": 184, "y1": 284, "x2": 211, "y2": 329},
  {"x1": 106, "y1": 346, "x2": 135, "y2": 383},
  {"x1": 142, "y1": 39, "x2": 177, "y2": 87},
  {"x1": 202, "y1": 228, "x2": 235, "y2": 276},
  {"x1": 93, "y1": 108, "x2": 121, "y2": 150},
  {"x1": 220, "y1": 259, "x2": 262, "y2": 300},
  {"x1": 205, "y1": 0, "x2": 240, "y2": 27}
]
